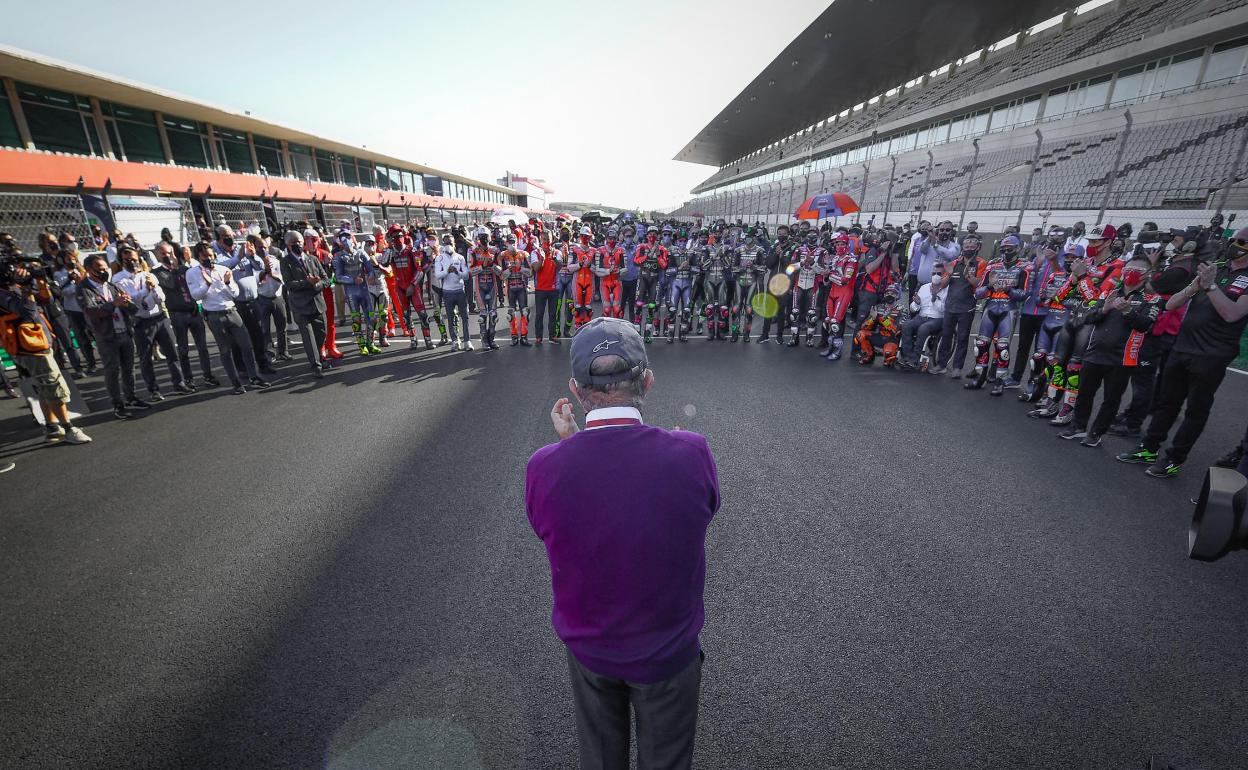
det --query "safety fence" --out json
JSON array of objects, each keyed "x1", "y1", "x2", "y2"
[{"x1": 0, "y1": 192, "x2": 94, "y2": 253}]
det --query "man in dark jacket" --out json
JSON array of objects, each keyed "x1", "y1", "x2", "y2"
[
  {"x1": 76, "y1": 253, "x2": 149, "y2": 418},
  {"x1": 1058, "y1": 256, "x2": 1161, "y2": 447},
  {"x1": 280, "y1": 230, "x2": 330, "y2": 378}
]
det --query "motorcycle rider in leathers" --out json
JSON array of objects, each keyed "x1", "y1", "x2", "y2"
[
  {"x1": 665, "y1": 234, "x2": 697, "y2": 343},
  {"x1": 632, "y1": 226, "x2": 669, "y2": 343},
  {"x1": 702, "y1": 232, "x2": 732, "y2": 341},
  {"x1": 788, "y1": 231, "x2": 826, "y2": 347},
  {"x1": 820, "y1": 233, "x2": 858, "y2": 361},
  {"x1": 731, "y1": 228, "x2": 767, "y2": 342},
  {"x1": 965, "y1": 234, "x2": 1029, "y2": 395},
  {"x1": 469, "y1": 234, "x2": 503, "y2": 350}
]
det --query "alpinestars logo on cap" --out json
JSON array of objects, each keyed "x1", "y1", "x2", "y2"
[{"x1": 592, "y1": 339, "x2": 620, "y2": 353}]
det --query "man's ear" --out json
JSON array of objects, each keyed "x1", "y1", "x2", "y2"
[
  {"x1": 641, "y1": 369, "x2": 654, "y2": 396},
  {"x1": 567, "y1": 378, "x2": 582, "y2": 409}
]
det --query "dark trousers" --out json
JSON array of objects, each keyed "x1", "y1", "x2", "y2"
[
  {"x1": 233, "y1": 300, "x2": 269, "y2": 370},
  {"x1": 1120, "y1": 336, "x2": 1172, "y2": 431},
  {"x1": 96, "y1": 331, "x2": 137, "y2": 407},
  {"x1": 256, "y1": 295, "x2": 289, "y2": 357},
  {"x1": 1011, "y1": 313, "x2": 1046, "y2": 381},
  {"x1": 1142, "y1": 351, "x2": 1230, "y2": 464},
  {"x1": 134, "y1": 316, "x2": 185, "y2": 394},
  {"x1": 621, "y1": 279, "x2": 638, "y2": 317},
  {"x1": 170, "y1": 309, "x2": 214, "y2": 382},
  {"x1": 65, "y1": 309, "x2": 96, "y2": 370},
  {"x1": 936, "y1": 310, "x2": 975, "y2": 370},
  {"x1": 48, "y1": 312, "x2": 83, "y2": 374},
  {"x1": 900, "y1": 316, "x2": 943, "y2": 364},
  {"x1": 533, "y1": 289, "x2": 557, "y2": 340},
  {"x1": 205, "y1": 309, "x2": 259, "y2": 386},
  {"x1": 293, "y1": 311, "x2": 326, "y2": 370},
  {"x1": 1072, "y1": 362, "x2": 1132, "y2": 434},
  {"x1": 443, "y1": 289, "x2": 471, "y2": 343},
  {"x1": 566, "y1": 648, "x2": 703, "y2": 770},
  {"x1": 761, "y1": 280, "x2": 790, "y2": 338}
]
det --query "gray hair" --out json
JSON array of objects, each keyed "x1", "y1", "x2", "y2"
[
  {"x1": 574, "y1": 354, "x2": 647, "y2": 411},
  {"x1": 285, "y1": 230, "x2": 304, "y2": 246},
  {"x1": 216, "y1": 224, "x2": 235, "y2": 239}
]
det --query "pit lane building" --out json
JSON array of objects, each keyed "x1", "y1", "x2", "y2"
[
  {"x1": 670, "y1": 0, "x2": 1248, "y2": 231},
  {"x1": 0, "y1": 45, "x2": 549, "y2": 251}
]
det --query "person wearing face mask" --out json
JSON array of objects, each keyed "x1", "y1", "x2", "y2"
[
  {"x1": 301, "y1": 228, "x2": 345, "y2": 361},
  {"x1": 152, "y1": 241, "x2": 216, "y2": 390},
  {"x1": 930, "y1": 235, "x2": 986, "y2": 376},
  {"x1": 279, "y1": 229, "x2": 331, "y2": 378},
  {"x1": 618, "y1": 225, "x2": 641, "y2": 328},
  {"x1": 596, "y1": 228, "x2": 625, "y2": 321},
  {"x1": 333, "y1": 231, "x2": 382, "y2": 357},
  {"x1": 1038, "y1": 225, "x2": 1124, "y2": 426},
  {"x1": 1011, "y1": 229, "x2": 1067, "y2": 390},
  {"x1": 52, "y1": 241, "x2": 96, "y2": 376},
  {"x1": 213, "y1": 225, "x2": 240, "y2": 263},
  {"x1": 1064, "y1": 221, "x2": 1090, "y2": 255},
  {"x1": 224, "y1": 236, "x2": 278, "y2": 376},
  {"x1": 570, "y1": 226, "x2": 597, "y2": 331},
  {"x1": 1118, "y1": 228, "x2": 1248, "y2": 479},
  {"x1": 469, "y1": 234, "x2": 503, "y2": 351},
  {"x1": 1058, "y1": 257, "x2": 1161, "y2": 447},
  {"x1": 434, "y1": 235, "x2": 473, "y2": 351},
  {"x1": 75, "y1": 253, "x2": 149, "y2": 418},
  {"x1": 730, "y1": 229, "x2": 767, "y2": 343},
  {"x1": 185, "y1": 241, "x2": 269, "y2": 395},
  {"x1": 554, "y1": 227, "x2": 577, "y2": 340},
  {"x1": 964, "y1": 235, "x2": 1029, "y2": 395},
  {"x1": 909, "y1": 220, "x2": 959, "y2": 299},
  {"x1": 423, "y1": 235, "x2": 451, "y2": 346},
  {"x1": 249, "y1": 234, "x2": 290, "y2": 364},
  {"x1": 1018, "y1": 238, "x2": 1070, "y2": 403},
  {"x1": 633, "y1": 226, "x2": 669, "y2": 344},
  {"x1": 362, "y1": 235, "x2": 394, "y2": 350},
  {"x1": 111, "y1": 246, "x2": 188, "y2": 401},
  {"x1": 758, "y1": 224, "x2": 794, "y2": 344}
]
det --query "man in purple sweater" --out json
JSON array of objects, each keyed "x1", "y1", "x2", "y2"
[{"x1": 526, "y1": 316, "x2": 720, "y2": 770}]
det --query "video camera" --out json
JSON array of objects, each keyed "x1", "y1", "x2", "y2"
[
  {"x1": 1189, "y1": 468, "x2": 1248, "y2": 561},
  {"x1": 0, "y1": 252, "x2": 46, "y2": 287}
]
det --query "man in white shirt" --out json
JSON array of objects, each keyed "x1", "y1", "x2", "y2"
[
  {"x1": 111, "y1": 246, "x2": 189, "y2": 401},
  {"x1": 185, "y1": 242, "x2": 269, "y2": 394},
  {"x1": 1063, "y1": 221, "x2": 1090, "y2": 255},
  {"x1": 251, "y1": 235, "x2": 290, "y2": 363},
  {"x1": 434, "y1": 237, "x2": 473, "y2": 351},
  {"x1": 898, "y1": 273, "x2": 948, "y2": 371}
]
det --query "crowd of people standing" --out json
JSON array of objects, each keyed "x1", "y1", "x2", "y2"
[{"x1": 2, "y1": 210, "x2": 1246, "y2": 484}]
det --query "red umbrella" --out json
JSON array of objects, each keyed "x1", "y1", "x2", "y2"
[{"x1": 794, "y1": 192, "x2": 859, "y2": 220}]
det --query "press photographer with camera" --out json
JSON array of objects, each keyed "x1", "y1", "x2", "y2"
[
  {"x1": 0, "y1": 256, "x2": 92, "y2": 445},
  {"x1": 1118, "y1": 228, "x2": 1248, "y2": 478}
]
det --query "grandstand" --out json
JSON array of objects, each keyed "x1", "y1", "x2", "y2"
[
  {"x1": 0, "y1": 45, "x2": 546, "y2": 253},
  {"x1": 671, "y1": 0, "x2": 1248, "y2": 231}
]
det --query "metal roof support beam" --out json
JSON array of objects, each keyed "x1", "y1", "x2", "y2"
[
  {"x1": 3, "y1": 77, "x2": 34, "y2": 150},
  {"x1": 153, "y1": 110, "x2": 174, "y2": 164},
  {"x1": 917, "y1": 150, "x2": 934, "y2": 225},
  {"x1": 882, "y1": 155, "x2": 898, "y2": 227}
]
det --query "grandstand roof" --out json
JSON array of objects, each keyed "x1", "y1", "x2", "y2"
[
  {"x1": 0, "y1": 44, "x2": 519, "y2": 197},
  {"x1": 674, "y1": 0, "x2": 1073, "y2": 167}
]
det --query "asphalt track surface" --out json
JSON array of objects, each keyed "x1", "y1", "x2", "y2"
[{"x1": 3, "y1": 310, "x2": 1248, "y2": 770}]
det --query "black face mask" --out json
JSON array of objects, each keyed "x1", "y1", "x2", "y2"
[{"x1": 289, "y1": 244, "x2": 302, "y2": 255}]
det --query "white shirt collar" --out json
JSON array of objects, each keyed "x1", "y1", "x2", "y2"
[{"x1": 584, "y1": 406, "x2": 643, "y2": 429}]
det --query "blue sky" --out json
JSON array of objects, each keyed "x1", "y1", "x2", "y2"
[{"x1": 3, "y1": 0, "x2": 829, "y2": 209}]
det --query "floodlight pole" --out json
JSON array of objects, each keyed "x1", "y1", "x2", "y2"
[
  {"x1": 882, "y1": 155, "x2": 898, "y2": 226},
  {"x1": 1098, "y1": 110, "x2": 1133, "y2": 226},
  {"x1": 1017, "y1": 129, "x2": 1044, "y2": 230},
  {"x1": 959, "y1": 138, "x2": 981, "y2": 230},
  {"x1": 917, "y1": 149, "x2": 934, "y2": 224}
]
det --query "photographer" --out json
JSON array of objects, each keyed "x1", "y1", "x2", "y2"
[
  {"x1": 0, "y1": 259, "x2": 92, "y2": 444},
  {"x1": 1118, "y1": 228, "x2": 1248, "y2": 478},
  {"x1": 907, "y1": 220, "x2": 958, "y2": 301}
]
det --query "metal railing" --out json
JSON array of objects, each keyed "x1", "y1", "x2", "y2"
[{"x1": 0, "y1": 193, "x2": 93, "y2": 253}]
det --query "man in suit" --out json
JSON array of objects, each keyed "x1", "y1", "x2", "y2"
[
  {"x1": 280, "y1": 230, "x2": 331, "y2": 378},
  {"x1": 76, "y1": 253, "x2": 150, "y2": 419}
]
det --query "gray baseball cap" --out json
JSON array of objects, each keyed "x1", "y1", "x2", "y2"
[{"x1": 570, "y1": 317, "x2": 648, "y2": 387}]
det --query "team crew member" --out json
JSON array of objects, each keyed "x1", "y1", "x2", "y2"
[
  {"x1": 931, "y1": 236, "x2": 985, "y2": 376},
  {"x1": 531, "y1": 232, "x2": 561, "y2": 345},
  {"x1": 1057, "y1": 256, "x2": 1161, "y2": 446},
  {"x1": 186, "y1": 242, "x2": 269, "y2": 395},
  {"x1": 1118, "y1": 230, "x2": 1248, "y2": 478},
  {"x1": 501, "y1": 235, "x2": 533, "y2": 346},
  {"x1": 280, "y1": 230, "x2": 331, "y2": 378},
  {"x1": 526, "y1": 317, "x2": 719, "y2": 770},
  {"x1": 469, "y1": 235, "x2": 502, "y2": 351},
  {"x1": 435, "y1": 238, "x2": 473, "y2": 351}
]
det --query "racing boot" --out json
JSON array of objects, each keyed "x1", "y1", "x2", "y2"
[
  {"x1": 989, "y1": 378, "x2": 1005, "y2": 397},
  {"x1": 1028, "y1": 396, "x2": 1058, "y2": 419},
  {"x1": 1050, "y1": 403, "x2": 1075, "y2": 426}
]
